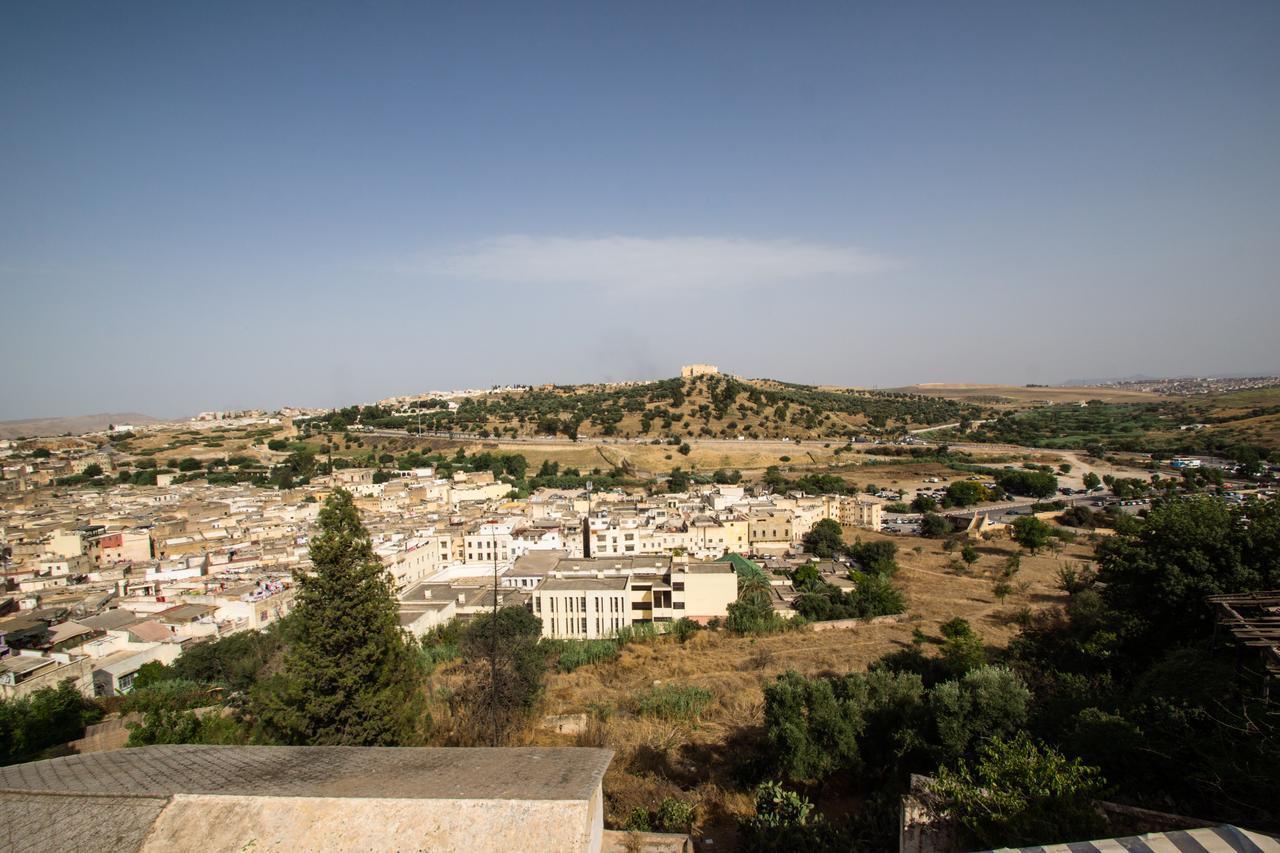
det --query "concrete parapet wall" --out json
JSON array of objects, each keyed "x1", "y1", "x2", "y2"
[
  {"x1": 66, "y1": 714, "x2": 139, "y2": 754},
  {"x1": 140, "y1": 794, "x2": 599, "y2": 853}
]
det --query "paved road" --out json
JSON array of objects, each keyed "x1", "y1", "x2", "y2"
[{"x1": 907, "y1": 420, "x2": 988, "y2": 435}]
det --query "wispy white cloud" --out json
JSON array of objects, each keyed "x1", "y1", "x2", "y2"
[{"x1": 405, "y1": 234, "x2": 894, "y2": 290}]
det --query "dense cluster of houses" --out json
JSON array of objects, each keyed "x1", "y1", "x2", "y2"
[{"x1": 1, "y1": 452, "x2": 884, "y2": 700}]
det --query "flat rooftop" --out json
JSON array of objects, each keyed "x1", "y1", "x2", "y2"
[
  {"x1": 0, "y1": 745, "x2": 616, "y2": 853},
  {"x1": 0, "y1": 745, "x2": 614, "y2": 801},
  {"x1": 0, "y1": 655, "x2": 55, "y2": 676},
  {"x1": 540, "y1": 576, "x2": 630, "y2": 591}
]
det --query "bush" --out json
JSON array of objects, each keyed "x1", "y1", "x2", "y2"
[
  {"x1": 655, "y1": 797, "x2": 696, "y2": 832},
  {"x1": 0, "y1": 682, "x2": 101, "y2": 765},
  {"x1": 726, "y1": 595, "x2": 790, "y2": 635},
  {"x1": 1055, "y1": 563, "x2": 1097, "y2": 595},
  {"x1": 634, "y1": 684, "x2": 713, "y2": 722},
  {"x1": 1058, "y1": 505, "x2": 1099, "y2": 528},
  {"x1": 929, "y1": 666, "x2": 1030, "y2": 762},
  {"x1": 748, "y1": 781, "x2": 814, "y2": 831},
  {"x1": 794, "y1": 573, "x2": 904, "y2": 622},
  {"x1": 938, "y1": 619, "x2": 987, "y2": 679},
  {"x1": 670, "y1": 618, "x2": 702, "y2": 643},
  {"x1": 932, "y1": 732, "x2": 1105, "y2": 848},
  {"x1": 555, "y1": 640, "x2": 619, "y2": 673},
  {"x1": 623, "y1": 807, "x2": 652, "y2": 832},
  {"x1": 172, "y1": 625, "x2": 289, "y2": 692},
  {"x1": 122, "y1": 679, "x2": 215, "y2": 714},
  {"x1": 613, "y1": 623, "x2": 659, "y2": 646},
  {"x1": 763, "y1": 670, "x2": 862, "y2": 781},
  {"x1": 912, "y1": 494, "x2": 939, "y2": 513},
  {"x1": 418, "y1": 640, "x2": 459, "y2": 672},
  {"x1": 126, "y1": 707, "x2": 248, "y2": 747},
  {"x1": 921, "y1": 513, "x2": 951, "y2": 538},
  {"x1": 132, "y1": 660, "x2": 176, "y2": 690}
]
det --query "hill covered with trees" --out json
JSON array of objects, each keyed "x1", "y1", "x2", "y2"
[{"x1": 302, "y1": 374, "x2": 983, "y2": 442}]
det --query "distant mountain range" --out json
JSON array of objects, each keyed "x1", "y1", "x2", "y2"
[{"x1": 0, "y1": 413, "x2": 161, "y2": 440}]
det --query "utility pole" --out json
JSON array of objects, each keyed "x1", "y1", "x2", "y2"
[{"x1": 490, "y1": 529, "x2": 499, "y2": 747}]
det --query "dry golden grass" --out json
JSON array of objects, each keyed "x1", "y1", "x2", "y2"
[
  {"x1": 1204, "y1": 413, "x2": 1280, "y2": 449},
  {"x1": 116, "y1": 423, "x2": 286, "y2": 464}
]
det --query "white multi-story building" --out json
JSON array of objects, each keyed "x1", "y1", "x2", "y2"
[{"x1": 464, "y1": 519, "x2": 516, "y2": 565}]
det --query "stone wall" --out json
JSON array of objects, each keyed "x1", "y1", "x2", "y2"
[{"x1": 810, "y1": 613, "x2": 909, "y2": 632}]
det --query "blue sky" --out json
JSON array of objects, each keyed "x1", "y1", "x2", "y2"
[{"x1": 2, "y1": 1, "x2": 1278, "y2": 418}]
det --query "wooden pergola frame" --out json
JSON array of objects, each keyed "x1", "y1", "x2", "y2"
[{"x1": 1208, "y1": 590, "x2": 1280, "y2": 697}]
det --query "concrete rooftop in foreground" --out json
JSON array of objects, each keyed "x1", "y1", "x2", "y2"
[
  {"x1": 0, "y1": 744, "x2": 613, "y2": 800},
  {"x1": 0, "y1": 745, "x2": 617, "y2": 853}
]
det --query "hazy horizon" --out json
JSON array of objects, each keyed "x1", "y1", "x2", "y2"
[{"x1": 3, "y1": 2, "x2": 1278, "y2": 420}]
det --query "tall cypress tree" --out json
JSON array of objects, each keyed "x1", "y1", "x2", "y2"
[{"x1": 254, "y1": 488, "x2": 424, "y2": 745}]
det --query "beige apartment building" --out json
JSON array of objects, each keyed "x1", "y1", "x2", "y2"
[
  {"x1": 89, "y1": 529, "x2": 152, "y2": 566},
  {"x1": 382, "y1": 531, "x2": 454, "y2": 591},
  {"x1": 686, "y1": 514, "x2": 749, "y2": 558},
  {"x1": 748, "y1": 510, "x2": 793, "y2": 547},
  {"x1": 47, "y1": 528, "x2": 89, "y2": 559},
  {"x1": 837, "y1": 495, "x2": 884, "y2": 531},
  {"x1": 531, "y1": 556, "x2": 736, "y2": 639}
]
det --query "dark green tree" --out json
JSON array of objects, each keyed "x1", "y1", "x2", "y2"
[
  {"x1": 456, "y1": 606, "x2": 546, "y2": 744},
  {"x1": 0, "y1": 682, "x2": 100, "y2": 765},
  {"x1": 1011, "y1": 516, "x2": 1053, "y2": 553},
  {"x1": 921, "y1": 513, "x2": 951, "y2": 538},
  {"x1": 945, "y1": 481, "x2": 988, "y2": 507},
  {"x1": 1096, "y1": 495, "x2": 1279, "y2": 648},
  {"x1": 666, "y1": 467, "x2": 691, "y2": 492},
  {"x1": 911, "y1": 495, "x2": 939, "y2": 513},
  {"x1": 802, "y1": 518, "x2": 845, "y2": 558},
  {"x1": 848, "y1": 539, "x2": 899, "y2": 574},
  {"x1": 252, "y1": 489, "x2": 424, "y2": 745},
  {"x1": 763, "y1": 671, "x2": 862, "y2": 782},
  {"x1": 932, "y1": 732, "x2": 1105, "y2": 848},
  {"x1": 791, "y1": 561, "x2": 821, "y2": 587},
  {"x1": 997, "y1": 470, "x2": 1058, "y2": 499}
]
